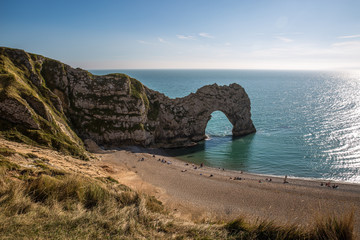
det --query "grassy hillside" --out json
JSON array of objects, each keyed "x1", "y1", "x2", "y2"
[
  {"x1": 0, "y1": 47, "x2": 89, "y2": 160},
  {"x1": 0, "y1": 143, "x2": 354, "y2": 239}
]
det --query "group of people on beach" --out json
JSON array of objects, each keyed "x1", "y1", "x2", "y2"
[
  {"x1": 321, "y1": 181, "x2": 339, "y2": 189},
  {"x1": 158, "y1": 158, "x2": 172, "y2": 165},
  {"x1": 142, "y1": 155, "x2": 340, "y2": 190},
  {"x1": 180, "y1": 162, "x2": 215, "y2": 177}
]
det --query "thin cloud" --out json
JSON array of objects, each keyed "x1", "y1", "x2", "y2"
[
  {"x1": 275, "y1": 36, "x2": 294, "y2": 43},
  {"x1": 176, "y1": 35, "x2": 196, "y2": 40},
  {"x1": 332, "y1": 41, "x2": 360, "y2": 47},
  {"x1": 338, "y1": 34, "x2": 360, "y2": 39},
  {"x1": 199, "y1": 32, "x2": 214, "y2": 38},
  {"x1": 158, "y1": 37, "x2": 168, "y2": 43}
]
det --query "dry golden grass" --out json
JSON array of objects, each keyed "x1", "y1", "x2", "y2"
[
  {"x1": 0, "y1": 161, "x2": 226, "y2": 239},
  {"x1": 225, "y1": 213, "x2": 354, "y2": 240},
  {"x1": 0, "y1": 150, "x2": 355, "y2": 240}
]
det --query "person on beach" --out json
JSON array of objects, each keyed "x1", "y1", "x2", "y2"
[{"x1": 283, "y1": 175, "x2": 288, "y2": 184}]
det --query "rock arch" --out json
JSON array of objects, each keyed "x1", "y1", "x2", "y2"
[{"x1": 148, "y1": 83, "x2": 256, "y2": 147}]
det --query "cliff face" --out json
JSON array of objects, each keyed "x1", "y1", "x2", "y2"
[
  {"x1": 0, "y1": 47, "x2": 255, "y2": 150},
  {"x1": 0, "y1": 47, "x2": 88, "y2": 159}
]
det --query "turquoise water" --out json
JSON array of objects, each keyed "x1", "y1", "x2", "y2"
[{"x1": 90, "y1": 70, "x2": 360, "y2": 183}]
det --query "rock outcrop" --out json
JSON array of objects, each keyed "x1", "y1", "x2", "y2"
[
  {"x1": 146, "y1": 84, "x2": 255, "y2": 147},
  {"x1": 0, "y1": 47, "x2": 255, "y2": 150}
]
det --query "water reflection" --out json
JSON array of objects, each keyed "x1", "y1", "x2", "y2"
[
  {"x1": 166, "y1": 134, "x2": 255, "y2": 170},
  {"x1": 227, "y1": 134, "x2": 255, "y2": 169}
]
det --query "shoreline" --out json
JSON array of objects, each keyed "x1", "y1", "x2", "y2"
[{"x1": 114, "y1": 145, "x2": 360, "y2": 186}]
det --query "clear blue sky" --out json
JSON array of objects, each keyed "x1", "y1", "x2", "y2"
[{"x1": 1, "y1": 0, "x2": 360, "y2": 70}]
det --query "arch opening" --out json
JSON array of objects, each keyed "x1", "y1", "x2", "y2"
[{"x1": 205, "y1": 111, "x2": 233, "y2": 137}]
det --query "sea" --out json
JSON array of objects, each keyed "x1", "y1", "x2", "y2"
[{"x1": 90, "y1": 69, "x2": 360, "y2": 183}]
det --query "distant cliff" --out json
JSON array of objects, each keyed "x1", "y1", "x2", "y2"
[{"x1": 0, "y1": 47, "x2": 255, "y2": 152}]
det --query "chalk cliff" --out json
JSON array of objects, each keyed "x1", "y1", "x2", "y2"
[{"x1": 0, "y1": 47, "x2": 255, "y2": 151}]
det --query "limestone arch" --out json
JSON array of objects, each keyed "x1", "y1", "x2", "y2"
[{"x1": 150, "y1": 83, "x2": 256, "y2": 147}]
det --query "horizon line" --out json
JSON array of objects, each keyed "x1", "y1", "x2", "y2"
[{"x1": 87, "y1": 68, "x2": 360, "y2": 72}]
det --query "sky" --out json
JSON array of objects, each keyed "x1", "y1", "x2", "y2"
[{"x1": 1, "y1": 0, "x2": 360, "y2": 70}]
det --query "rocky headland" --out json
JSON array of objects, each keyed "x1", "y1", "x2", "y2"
[
  {"x1": 0, "y1": 47, "x2": 255, "y2": 152},
  {"x1": 1, "y1": 47, "x2": 359, "y2": 239}
]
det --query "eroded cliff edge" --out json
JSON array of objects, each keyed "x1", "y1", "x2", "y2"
[{"x1": 0, "y1": 47, "x2": 255, "y2": 150}]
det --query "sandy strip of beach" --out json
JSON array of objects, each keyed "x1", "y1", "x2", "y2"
[
  {"x1": 3, "y1": 137, "x2": 358, "y2": 235},
  {"x1": 98, "y1": 148, "x2": 360, "y2": 235}
]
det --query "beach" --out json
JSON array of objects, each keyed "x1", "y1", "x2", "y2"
[
  {"x1": 98, "y1": 148, "x2": 360, "y2": 235},
  {"x1": 2, "y1": 137, "x2": 359, "y2": 236}
]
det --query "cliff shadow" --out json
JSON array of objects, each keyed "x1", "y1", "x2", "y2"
[{"x1": 164, "y1": 133, "x2": 255, "y2": 170}]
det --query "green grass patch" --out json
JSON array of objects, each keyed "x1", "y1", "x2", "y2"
[
  {"x1": 0, "y1": 119, "x2": 89, "y2": 161},
  {"x1": 32, "y1": 160, "x2": 66, "y2": 177},
  {"x1": 0, "y1": 158, "x2": 21, "y2": 171},
  {"x1": 97, "y1": 176, "x2": 119, "y2": 183},
  {"x1": 145, "y1": 195, "x2": 164, "y2": 213},
  {"x1": 0, "y1": 146, "x2": 16, "y2": 157},
  {"x1": 24, "y1": 153, "x2": 38, "y2": 159},
  {"x1": 130, "y1": 77, "x2": 149, "y2": 109},
  {"x1": 147, "y1": 100, "x2": 160, "y2": 121}
]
